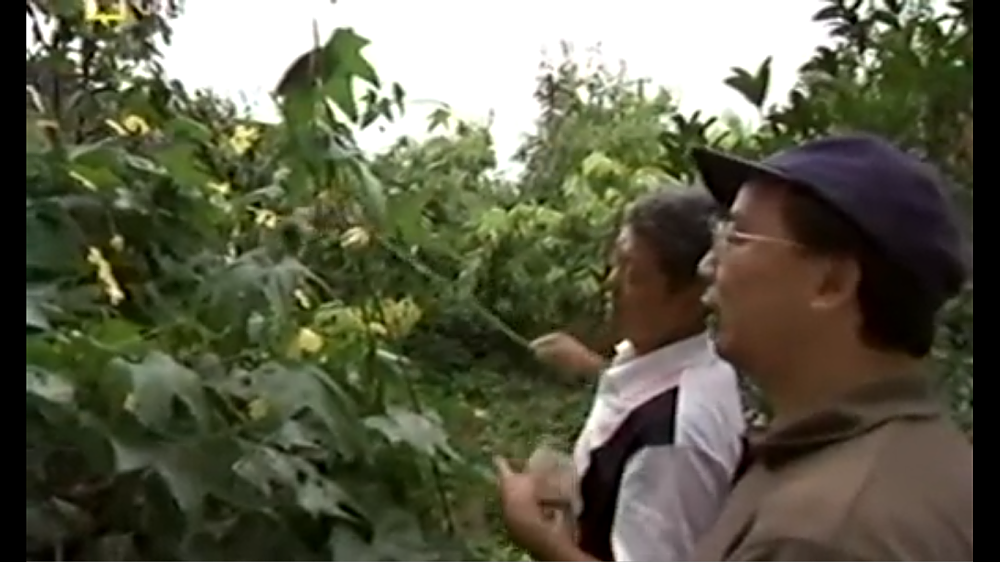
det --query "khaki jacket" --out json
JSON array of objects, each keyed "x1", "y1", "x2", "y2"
[{"x1": 693, "y1": 374, "x2": 973, "y2": 561}]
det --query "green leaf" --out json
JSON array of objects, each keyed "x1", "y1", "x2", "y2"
[
  {"x1": 387, "y1": 189, "x2": 436, "y2": 248},
  {"x1": 88, "y1": 318, "x2": 148, "y2": 355},
  {"x1": 151, "y1": 143, "x2": 213, "y2": 187},
  {"x1": 26, "y1": 498, "x2": 92, "y2": 549},
  {"x1": 347, "y1": 159, "x2": 388, "y2": 227},
  {"x1": 581, "y1": 151, "x2": 622, "y2": 179},
  {"x1": 274, "y1": 27, "x2": 378, "y2": 106},
  {"x1": 182, "y1": 511, "x2": 314, "y2": 560},
  {"x1": 26, "y1": 113, "x2": 52, "y2": 154},
  {"x1": 320, "y1": 29, "x2": 381, "y2": 122},
  {"x1": 248, "y1": 364, "x2": 365, "y2": 458},
  {"x1": 123, "y1": 153, "x2": 167, "y2": 176},
  {"x1": 111, "y1": 435, "x2": 252, "y2": 514},
  {"x1": 329, "y1": 509, "x2": 431, "y2": 561},
  {"x1": 203, "y1": 253, "x2": 318, "y2": 328},
  {"x1": 234, "y1": 446, "x2": 359, "y2": 520},
  {"x1": 364, "y1": 408, "x2": 457, "y2": 460},
  {"x1": 326, "y1": 76, "x2": 359, "y2": 122},
  {"x1": 323, "y1": 28, "x2": 380, "y2": 87},
  {"x1": 427, "y1": 107, "x2": 451, "y2": 132},
  {"x1": 26, "y1": 295, "x2": 50, "y2": 332},
  {"x1": 724, "y1": 57, "x2": 772, "y2": 110},
  {"x1": 275, "y1": 50, "x2": 322, "y2": 98},
  {"x1": 115, "y1": 352, "x2": 212, "y2": 431},
  {"x1": 392, "y1": 82, "x2": 406, "y2": 113},
  {"x1": 67, "y1": 163, "x2": 122, "y2": 191},
  {"x1": 27, "y1": 368, "x2": 74, "y2": 404},
  {"x1": 164, "y1": 115, "x2": 213, "y2": 144},
  {"x1": 67, "y1": 138, "x2": 119, "y2": 163}
]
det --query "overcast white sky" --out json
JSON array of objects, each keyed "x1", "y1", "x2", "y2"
[{"x1": 162, "y1": 0, "x2": 830, "y2": 164}]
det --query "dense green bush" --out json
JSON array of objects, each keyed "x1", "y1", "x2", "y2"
[
  {"x1": 26, "y1": 0, "x2": 970, "y2": 560},
  {"x1": 27, "y1": 3, "x2": 467, "y2": 560}
]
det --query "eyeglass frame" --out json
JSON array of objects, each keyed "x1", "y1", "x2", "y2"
[{"x1": 710, "y1": 219, "x2": 802, "y2": 252}]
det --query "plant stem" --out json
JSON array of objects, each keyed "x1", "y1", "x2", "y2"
[{"x1": 376, "y1": 236, "x2": 534, "y2": 350}]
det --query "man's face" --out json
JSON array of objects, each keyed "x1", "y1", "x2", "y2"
[
  {"x1": 702, "y1": 181, "x2": 821, "y2": 371},
  {"x1": 608, "y1": 226, "x2": 671, "y2": 341}
]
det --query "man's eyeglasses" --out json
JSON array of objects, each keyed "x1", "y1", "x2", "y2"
[{"x1": 711, "y1": 220, "x2": 801, "y2": 251}]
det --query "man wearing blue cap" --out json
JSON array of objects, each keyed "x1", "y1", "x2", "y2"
[{"x1": 691, "y1": 133, "x2": 973, "y2": 560}]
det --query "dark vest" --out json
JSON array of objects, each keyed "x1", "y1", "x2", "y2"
[{"x1": 576, "y1": 387, "x2": 681, "y2": 561}]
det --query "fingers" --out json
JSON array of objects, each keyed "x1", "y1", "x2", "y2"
[
  {"x1": 494, "y1": 456, "x2": 514, "y2": 477},
  {"x1": 530, "y1": 332, "x2": 562, "y2": 351},
  {"x1": 531, "y1": 332, "x2": 580, "y2": 357}
]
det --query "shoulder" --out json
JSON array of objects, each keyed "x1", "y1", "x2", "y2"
[
  {"x1": 727, "y1": 536, "x2": 856, "y2": 561},
  {"x1": 679, "y1": 354, "x2": 742, "y2": 412},
  {"x1": 747, "y1": 420, "x2": 972, "y2": 558},
  {"x1": 620, "y1": 352, "x2": 743, "y2": 455},
  {"x1": 675, "y1": 359, "x2": 745, "y2": 465},
  {"x1": 746, "y1": 424, "x2": 888, "y2": 541}
]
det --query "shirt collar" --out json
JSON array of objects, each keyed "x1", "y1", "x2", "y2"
[
  {"x1": 749, "y1": 373, "x2": 943, "y2": 469},
  {"x1": 601, "y1": 332, "x2": 714, "y2": 402}
]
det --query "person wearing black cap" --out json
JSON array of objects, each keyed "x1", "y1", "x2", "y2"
[{"x1": 690, "y1": 133, "x2": 973, "y2": 561}]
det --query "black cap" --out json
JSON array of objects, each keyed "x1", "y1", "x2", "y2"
[{"x1": 691, "y1": 133, "x2": 968, "y2": 305}]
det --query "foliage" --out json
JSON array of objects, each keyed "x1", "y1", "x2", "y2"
[
  {"x1": 397, "y1": 1, "x2": 972, "y2": 408},
  {"x1": 27, "y1": 2, "x2": 467, "y2": 560},
  {"x1": 26, "y1": 0, "x2": 972, "y2": 561}
]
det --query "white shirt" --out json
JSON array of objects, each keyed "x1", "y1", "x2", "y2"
[{"x1": 573, "y1": 332, "x2": 745, "y2": 561}]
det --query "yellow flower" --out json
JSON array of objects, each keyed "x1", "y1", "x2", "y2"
[
  {"x1": 328, "y1": 306, "x2": 368, "y2": 333},
  {"x1": 104, "y1": 115, "x2": 152, "y2": 137},
  {"x1": 207, "y1": 181, "x2": 231, "y2": 195},
  {"x1": 340, "y1": 226, "x2": 371, "y2": 249},
  {"x1": 86, "y1": 247, "x2": 125, "y2": 305},
  {"x1": 380, "y1": 298, "x2": 423, "y2": 339},
  {"x1": 247, "y1": 397, "x2": 269, "y2": 420},
  {"x1": 105, "y1": 114, "x2": 150, "y2": 136},
  {"x1": 294, "y1": 289, "x2": 312, "y2": 309},
  {"x1": 110, "y1": 234, "x2": 124, "y2": 251},
  {"x1": 123, "y1": 392, "x2": 137, "y2": 413},
  {"x1": 294, "y1": 327, "x2": 324, "y2": 354},
  {"x1": 252, "y1": 208, "x2": 278, "y2": 229},
  {"x1": 123, "y1": 115, "x2": 150, "y2": 135},
  {"x1": 229, "y1": 125, "x2": 260, "y2": 155}
]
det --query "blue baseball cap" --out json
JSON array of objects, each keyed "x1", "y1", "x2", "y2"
[{"x1": 691, "y1": 133, "x2": 969, "y2": 306}]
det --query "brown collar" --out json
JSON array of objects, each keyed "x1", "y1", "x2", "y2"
[{"x1": 748, "y1": 374, "x2": 943, "y2": 469}]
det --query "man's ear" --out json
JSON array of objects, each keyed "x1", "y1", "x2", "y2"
[{"x1": 811, "y1": 256, "x2": 861, "y2": 312}]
